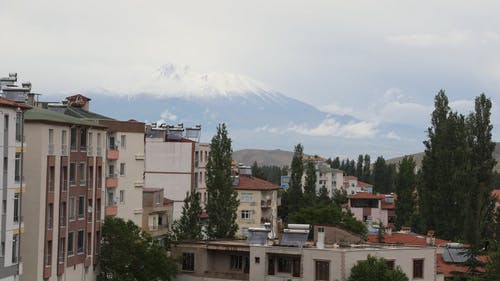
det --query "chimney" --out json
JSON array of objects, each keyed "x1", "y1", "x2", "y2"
[{"x1": 317, "y1": 226, "x2": 325, "y2": 249}]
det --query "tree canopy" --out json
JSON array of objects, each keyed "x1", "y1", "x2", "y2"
[
  {"x1": 347, "y1": 255, "x2": 409, "y2": 281},
  {"x1": 172, "y1": 191, "x2": 203, "y2": 241}
]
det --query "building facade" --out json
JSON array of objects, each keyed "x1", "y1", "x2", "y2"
[
  {"x1": 21, "y1": 107, "x2": 106, "y2": 281},
  {"x1": 347, "y1": 192, "x2": 395, "y2": 228},
  {"x1": 141, "y1": 188, "x2": 172, "y2": 241}
]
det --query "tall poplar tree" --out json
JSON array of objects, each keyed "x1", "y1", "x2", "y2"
[
  {"x1": 205, "y1": 124, "x2": 239, "y2": 239},
  {"x1": 303, "y1": 160, "x2": 317, "y2": 206},
  {"x1": 394, "y1": 156, "x2": 417, "y2": 230},
  {"x1": 172, "y1": 192, "x2": 203, "y2": 240},
  {"x1": 356, "y1": 154, "x2": 364, "y2": 180},
  {"x1": 373, "y1": 156, "x2": 387, "y2": 193},
  {"x1": 331, "y1": 157, "x2": 341, "y2": 169},
  {"x1": 363, "y1": 154, "x2": 371, "y2": 183},
  {"x1": 286, "y1": 143, "x2": 305, "y2": 216}
]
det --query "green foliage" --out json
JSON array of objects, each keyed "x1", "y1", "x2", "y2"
[
  {"x1": 347, "y1": 255, "x2": 409, "y2": 281},
  {"x1": 363, "y1": 154, "x2": 372, "y2": 182},
  {"x1": 98, "y1": 217, "x2": 177, "y2": 281},
  {"x1": 356, "y1": 154, "x2": 364, "y2": 179},
  {"x1": 288, "y1": 204, "x2": 367, "y2": 238},
  {"x1": 284, "y1": 143, "x2": 305, "y2": 220},
  {"x1": 250, "y1": 162, "x2": 285, "y2": 185},
  {"x1": 205, "y1": 123, "x2": 239, "y2": 239},
  {"x1": 394, "y1": 156, "x2": 417, "y2": 230},
  {"x1": 331, "y1": 157, "x2": 341, "y2": 169},
  {"x1": 317, "y1": 186, "x2": 332, "y2": 205},
  {"x1": 172, "y1": 192, "x2": 203, "y2": 241},
  {"x1": 304, "y1": 160, "x2": 317, "y2": 206},
  {"x1": 373, "y1": 156, "x2": 396, "y2": 193},
  {"x1": 332, "y1": 189, "x2": 348, "y2": 207},
  {"x1": 484, "y1": 242, "x2": 500, "y2": 280}
]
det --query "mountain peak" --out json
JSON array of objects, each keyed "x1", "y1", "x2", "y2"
[{"x1": 152, "y1": 63, "x2": 272, "y2": 98}]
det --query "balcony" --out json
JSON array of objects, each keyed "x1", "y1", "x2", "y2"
[
  {"x1": 107, "y1": 147, "x2": 119, "y2": 160},
  {"x1": 105, "y1": 205, "x2": 117, "y2": 216},
  {"x1": 106, "y1": 176, "x2": 118, "y2": 188},
  {"x1": 261, "y1": 200, "x2": 272, "y2": 209},
  {"x1": 43, "y1": 265, "x2": 52, "y2": 279},
  {"x1": 148, "y1": 224, "x2": 169, "y2": 237}
]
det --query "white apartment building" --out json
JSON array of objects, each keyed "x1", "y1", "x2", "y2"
[
  {"x1": 301, "y1": 158, "x2": 345, "y2": 196},
  {"x1": 145, "y1": 124, "x2": 205, "y2": 221},
  {"x1": 0, "y1": 73, "x2": 30, "y2": 281}
]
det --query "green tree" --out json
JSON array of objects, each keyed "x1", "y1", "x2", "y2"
[
  {"x1": 331, "y1": 157, "x2": 341, "y2": 169},
  {"x1": 363, "y1": 154, "x2": 372, "y2": 183},
  {"x1": 373, "y1": 156, "x2": 387, "y2": 193},
  {"x1": 304, "y1": 160, "x2": 317, "y2": 206},
  {"x1": 205, "y1": 123, "x2": 239, "y2": 239},
  {"x1": 98, "y1": 217, "x2": 177, "y2": 281},
  {"x1": 251, "y1": 161, "x2": 264, "y2": 179},
  {"x1": 394, "y1": 156, "x2": 417, "y2": 230},
  {"x1": 332, "y1": 189, "x2": 348, "y2": 207},
  {"x1": 172, "y1": 192, "x2": 203, "y2": 240},
  {"x1": 356, "y1": 154, "x2": 364, "y2": 180},
  {"x1": 317, "y1": 186, "x2": 331, "y2": 205},
  {"x1": 347, "y1": 255, "x2": 409, "y2": 281},
  {"x1": 484, "y1": 242, "x2": 500, "y2": 280},
  {"x1": 285, "y1": 144, "x2": 305, "y2": 218}
]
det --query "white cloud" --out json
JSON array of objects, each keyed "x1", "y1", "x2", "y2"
[
  {"x1": 385, "y1": 131, "x2": 402, "y2": 140},
  {"x1": 160, "y1": 109, "x2": 178, "y2": 121},
  {"x1": 318, "y1": 103, "x2": 355, "y2": 116},
  {"x1": 386, "y1": 31, "x2": 469, "y2": 48}
]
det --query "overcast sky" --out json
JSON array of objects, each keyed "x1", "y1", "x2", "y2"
[{"x1": 1, "y1": 0, "x2": 499, "y2": 145}]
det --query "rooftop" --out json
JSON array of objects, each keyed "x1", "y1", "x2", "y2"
[
  {"x1": 349, "y1": 192, "x2": 385, "y2": 200},
  {"x1": 0, "y1": 97, "x2": 31, "y2": 109},
  {"x1": 367, "y1": 232, "x2": 449, "y2": 247},
  {"x1": 235, "y1": 176, "x2": 281, "y2": 191},
  {"x1": 143, "y1": 187, "x2": 164, "y2": 193},
  {"x1": 25, "y1": 107, "x2": 105, "y2": 127}
]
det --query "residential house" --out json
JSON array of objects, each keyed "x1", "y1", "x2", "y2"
[
  {"x1": 344, "y1": 176, "x2": 373, "y2": 194},
  {"x1": 142, "y1": 188, "x2": 172, "y2": 242},
  {"x1": 347, "y1": 192, "x2": 396, "y2": 228}
]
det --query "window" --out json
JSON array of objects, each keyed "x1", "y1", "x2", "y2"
[
  {"x1": 241, "y1": 193, "x2": 253, "y2": 202},
  {"x1": 88, "y1": 199, "x2": 93, "y2": 222},
  {"x1": 270, "y1": 255, "x2": 301, "y2": 277},
  {"x1": 386, "y1": 260, "x2": 395, "y2": 270},
  {"x1": 58, "y1": 237, "x2": 65, "y2": 263},
  {"x1": 77, "y1": 230, "x2": 84, "y2": 254},
  {"x1": 120, "y1": 135, "x2": 126, "y2": 149},
  {"x1": 14, "y1": 153, "x2": 21, "y2": 182},
  {"x1": 79, "y1": 162, "x2": 86, "y2": 185},
  {"x1": 61, "y1": 130, "x2": 67, "y2": 155},
  {"x1": 182, "y1": 253, "x2": 195, "y2": 271},
  {"x1": 3, "y1": 157, "x2": 7, "y2": 174},
  {"x1": 413, "y1": 259, "x2": 424, "y2": 279},
  {"x1": 241, "y1": 210, "x2": 252, "y2": 220},
  {"x1": 78, "y1": 196, "x2": 85, "y2": 219},
  {"x1": 80, "y1": 127, "x2": 87, "y2": 151},
  {"x1": 108, "y1": 164, "x2": 115, "y2": 177},
  {"x1": 195, "y1": 151, "x2": 199, "y2": 167},
  {"x1": 69, "y1": 162, "x2": 76, "y2": 186},
  {"x1": 154, "y1": 193, "x2": 161, "y2": 205},
  {"x1": 70, "y1": 127, "x2": 77, "y2": 151},
  {"x1": 87, "y1": 232, "x2": 92, "y2": 255},
  {"x1": 15, "y1": 113, "x2": 22, "y2": 142},
  {"x1": 67, "y1": 232, "x2": 74, "y2": 256},
  {"x1": 230, "y1": 255, "x2": 243, "y2": 271},
  {"x1": 107, "y1": 191, "x2": 114, "y2": 206},
  {"x1": 69, "y1": 197, "x2": 75, "y2": 220},
  {"x1": 194, "y1": 173, "x2": 198, "y2": 188},
  {"x1": 45, "y1": 240, "x2": 52, "y2": 265},
  {"x1": 48, "y1": 166, "x2": 55, "y2": 192},
  {"x1": 268, "y1": 256, "x2": 275, "y2": 275},
  {"x1": 48, "y1": 129, "x2": 54, "y2": 154},
  {"x1": 278, "y1": 256, "x2": 292, "y2": 273},
  {"x1": 119, "y1": 163, "x2": 126, "y2": 176},
  {"x1": 119, "y1": 190, "x2": 125, "y2": 204},
  {"x1": 12, "y1": 234, "x2": 18, "y2": 263},
  {"x1": 96, "y1": 133, "x2": 102, "y2": 155},
  {"x1": 315, "y1": 260, "x2": 329, "y2": 281},
  {"x1": 13, "y1": 193, "x2": 19, "y2": 222},
  {"x1": 60, "y1": 202, "x2": 67, "y2": 227},
  {"x1": 109, "y1": 136, "x2": 116, "y2": 149},
  {"x1": 47, "y1": 203, "x2": 54, "y2": 229}
]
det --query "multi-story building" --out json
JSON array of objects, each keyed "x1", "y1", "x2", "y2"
[
  {"x1": 233, "y1": 165, "x2": 280, "y2": 238},
  {"x1": 347, "y1": 192, "x2": 395, "y2": 228},
  {"x1": 171, "y1": 236, "x2": 441, "y2": 281},
  {"x1": 301, "y1": 158, "x2": 345, "y2": 196},
  {"x1": 142, "y1": 188, "x2": 172, "y2": 242},
  {"x1": 0, "y1": 73, "x2": 31, "y2": 281},
  {"x1": 144, "y1": 123, "x2": 204, "y2": 221},
  {"x1": 343, "y1": 175, "x2": 373, "y2": 194},
  {"x1": 21, "y1": 106, "x2": 106, "y2": 281},
  {"x1": 42, "y1": 94, "x2": 146, "y2": 225}
]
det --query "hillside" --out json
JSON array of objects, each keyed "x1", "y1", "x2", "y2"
[{"x1": 233, "y1": 149, "x2": 294, "y2": 167}]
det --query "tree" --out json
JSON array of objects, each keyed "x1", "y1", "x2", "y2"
[
  {"x1": 484, "y1": 242, "x2": 500, "y2": 281},
  {"x1": 394, "y1": 156, "x2": 417, "y2": 230},
  {"x1": 373, "y1": 156, "x2": 387, "y2": 193},
  {"x1": 251, "y1": 161, "x2": 264, "y2": 179},
  {"x1": 332, "y1": 189, "x2": 348, "y2": 207},
  {"x1": 205, "y1": 124, "x2": 239, "y2": 239},
  {"x1": 317, "y1": 186, "x2": 331, "y2": 205},
  {"x1": 172, "y1": 192, "x2": 203, "y2": 241},
  {"x1": 98, "y1": 217, "x2": 177, "y2": 281},
  {"x1": 363, "y1": 154, "x2": 371, "y2": 182},
  {"x1": 356, "y1": 154, "x2": 364, "y2": 180},
  {"x1": 285, "y1": 143, "x2": 305, "y2": 218},
  {"x1": 347, "y1": 255, "x2": 409, "y2": 281},
  {"x1": 303, "y1": 160, "x2": 317, "y2": 206},
  {"x1": 331, "y1": 157, "x2": 341, "y2": 169}
]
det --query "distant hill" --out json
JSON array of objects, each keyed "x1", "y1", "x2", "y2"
[
  {"x1": 386, "y1": 142, "x2": 500, "y2": 172},
  {"x1": 233, "y1": 149, "x2": 294, "y2": 167}
]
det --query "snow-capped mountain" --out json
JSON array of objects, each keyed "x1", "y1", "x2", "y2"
[{"x1": 85, "y1": 64, "x2": 423, "y2": 157}]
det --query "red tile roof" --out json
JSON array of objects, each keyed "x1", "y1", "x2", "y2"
[
  {"x1": 349, "y1": 192, "x2": 385, "y2": 200},
  {"x1": 436, "y1": 254, "x2": 486, "y2": 277},
  {"x1": 66, "y1": 94, "x2": 91, "y2": 101},
  {"x1": 381, "y1": 201, "x2": 395, "y2": 210},
  {"x1": 367, "y1": 232, "x2": 449, "y2": 247},
  {"x1": 0, "y1": 97, "x2": 31, "y2": 109},
  {"x1": 345, "y1": 176, "x2": 358, "y2": 180},
  {"x1": 357, "y1": 180, "x2": 373, "y2": 187},
  {"x1": 143, "y1": 187, "x2": 163, "y2": 192},
  {"x1": 235, "y1": 176, "x2": 280, "y2": 190},
  {"x1": 163, "y1": 197, "x2": 174, "y2": 205}
]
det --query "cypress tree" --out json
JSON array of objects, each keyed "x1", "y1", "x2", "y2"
[
  {"x1": 205, "y1": 124, "x2": 239, "y2": 239},
  {"x1": 304, "y1": 160, "x2": 317, "y2": 206},
  {"x1": 356, "y1": 154, "x2": 364, "y2": 180},
  {"x1": 286, "y1": 143, "x2": 305, "y2": 216},
  {"x1": 172, "y1": 192, "x2": 203, "y2": 240},
  {"x1": 373, "y1": 156, "x2": 387, "y2": 193},
  {"x1": 317, "y1": 186, "x2": 331, "y2": 205},
  {"x1": 394, "y1": 156, "x2": 417, "y2": 230},
  {"x1": 363, "y1": 154, "x2": 371, "y2": 183},
  {"x1": 331, "y1": 157, "x2": 341, "y2": 169}
]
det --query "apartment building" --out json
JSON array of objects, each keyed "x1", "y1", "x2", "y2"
[
  {"x1": 172, "y1": 238, "x2": 440, "y2": 281},
  {"x1": 21, "y1": 107, "x2": 106, "y2": 281},
  {"x1": 141, "y1": 188, "x2": 172, "y2": 242},
  {"x1": 300, "y1": 158, "x2": 345, "y2": 196},
  {"x1": 233, "y1": 165, "x2": 280, "y2": 238},
  {"x1": 347, "y1": 192, "x2": 395, "y2": 228},
  {"x1": 0, "y1": 73, "x2": 31, "y2": 281},
  {"x1": 41, "y1": 94, "x2": 146, "y2": 225},
  {"x1": 343, "y1": 176, "x2": 373, "y2": 194},
  {"x1": 144, "y1": 123, "x2": 204, "y2": 221}
]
